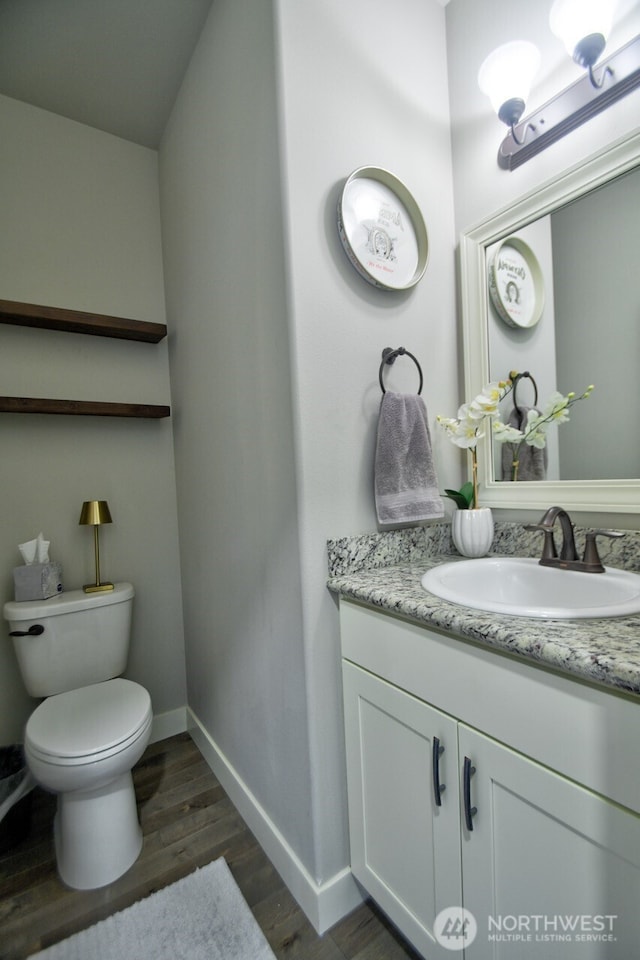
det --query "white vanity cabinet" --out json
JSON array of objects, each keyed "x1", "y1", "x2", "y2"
[
  {"x1": 343, "y1": 660, "x2": 462, "y2": 957},
  {"x1": 340, "y1": 599, "x2": 640, "y2": 959}
]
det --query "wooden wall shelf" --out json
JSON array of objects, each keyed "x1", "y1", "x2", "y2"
[
  {"x1": 0, "y1": 397, "x2": 171, "y2": 418},
  {"x1": 0, "y1": 299, "x2": 167, "y2": 342}
]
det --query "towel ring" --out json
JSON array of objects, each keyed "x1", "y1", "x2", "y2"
[
  {"x1": 379, "y1": 347, "x2": 423, "y2": 395},
  {"x1": 511, "y1": 371, "x2": 538, "y2": 426}
]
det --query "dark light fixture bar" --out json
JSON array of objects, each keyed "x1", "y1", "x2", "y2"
[{"x1": 498, "y1": 34, "x2": 640, "y2": 170}]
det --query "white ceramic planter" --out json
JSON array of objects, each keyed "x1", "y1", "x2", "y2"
[{"x1": 452, "y1": 507, "x2": 494, "y2": 558}]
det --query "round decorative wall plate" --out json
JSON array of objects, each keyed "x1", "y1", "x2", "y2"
[
  {"x1": 337, "y1": 166, "x2": 429, "y2": 291},
  {"x1": 488, "y1": 236, "x2": 544, "y2": 328}
]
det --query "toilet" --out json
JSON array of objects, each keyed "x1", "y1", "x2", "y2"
[{"x1": 3, "y1": 583, "x2": 152, "y2": 890}]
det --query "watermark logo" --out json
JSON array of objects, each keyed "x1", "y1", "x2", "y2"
[
  {"x1": 487, "y1": 914, "x2": 618, "y2": 944},
  {"x1": 434, "y1": 909, "x2": 618, "y2": 950},
  {"x1": 434, "y1": 906, "x2": 477, "y2": 951}
]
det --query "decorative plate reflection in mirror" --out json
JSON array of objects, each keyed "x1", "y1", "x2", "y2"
[{"x1": 488, "y1": 236, "x2": 544, "y2": 329}]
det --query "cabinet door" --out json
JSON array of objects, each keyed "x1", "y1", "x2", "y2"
[
  {"x1": 459, "y1": 724, "x2": 640, "y2": 960},
  {"x1": 342, "y1": 660, "x2": 462, "y2": 959}
]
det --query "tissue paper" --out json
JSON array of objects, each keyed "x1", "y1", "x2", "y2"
[
  {"x1": 19, "y1": 533, "x2": 50, "y2": 566},
  {"x1": 14, "y1": 533, "x2": 62, "y2": 601}
]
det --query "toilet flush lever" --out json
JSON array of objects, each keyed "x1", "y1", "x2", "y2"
[{"x1": 9, "y1": 624, "x2": 44, "y2": 637}]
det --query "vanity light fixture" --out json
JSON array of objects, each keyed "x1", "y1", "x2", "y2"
[
  {"x1": 549, "y1": 0, "x2": 616, "y2": 88},
  {"x1": 480, "y1": 1, "x2": 640, "y2": 170},
  {"x1": 79, "y1": 499, "x2": 114, "y2": 593},
  {"x1": 477, "y1": 42, "x2": 541, "y2": 146}
]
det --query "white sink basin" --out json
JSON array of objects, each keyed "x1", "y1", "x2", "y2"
[{"x1": 421, "y1": 557, "x2": 640, "y2": 619}]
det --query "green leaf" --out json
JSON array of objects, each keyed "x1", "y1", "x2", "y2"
[
  {"x1": 459, "y1": 481, "x2": 475, "y2": 508},
  {"x1": 443, "y1": 489, "x2": 471, "y2": 510},
  {"x1": 443, "y1": 481, "x2": 475, "y2": 510}
]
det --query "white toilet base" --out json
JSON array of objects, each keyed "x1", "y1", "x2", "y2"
[{"x1": 54, "y1": 770, "x2": 143, "y2": 890}]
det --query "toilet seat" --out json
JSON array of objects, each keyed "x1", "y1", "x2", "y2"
[{"x1": 26, "y1": 678, "x2": 152, "y2": 766}]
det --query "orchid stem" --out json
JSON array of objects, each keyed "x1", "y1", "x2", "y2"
[{"x1": 471, "y1": 449, "x2": 478, "y2": 508}]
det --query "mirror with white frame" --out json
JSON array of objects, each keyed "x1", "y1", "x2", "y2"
[{"x1": 460, "y1": 130, "x2": 640, "y2": 513}]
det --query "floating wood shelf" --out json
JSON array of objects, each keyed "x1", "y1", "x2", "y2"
[
  {"x1": 0, "y1": 299, "x2": 167, "y2": 343},
  {"x1": 0, "y1": 397, "x2": 171, "y2": 418}
]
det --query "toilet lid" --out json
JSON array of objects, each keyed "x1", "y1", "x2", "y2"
[{"x1": 26, "y1": 678, "x2": 151, "y2": 762}]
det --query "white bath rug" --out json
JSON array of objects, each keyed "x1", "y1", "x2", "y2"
[{"x1": 33, "y1": 857, "x2": 276, "y2": 960}]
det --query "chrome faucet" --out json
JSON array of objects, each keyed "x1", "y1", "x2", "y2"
[{"x1": 525, "y1": 506, "x2": 623, "y2": 573}]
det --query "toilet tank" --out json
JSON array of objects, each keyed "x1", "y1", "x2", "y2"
[{"x1": 3, "y1": 582, "x2": 134, "y2": 697}]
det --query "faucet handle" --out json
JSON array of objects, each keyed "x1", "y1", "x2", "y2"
[
  {"x1": 582, "y1": 530, "x2": 624, "y2": 572},
  {"x1": 524, "y1": 523, "x2": 557, "y2": 561}
]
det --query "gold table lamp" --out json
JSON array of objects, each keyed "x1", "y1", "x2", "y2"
[{"x1": 79, "y1": 500, "x2": 114, "y2": 593}]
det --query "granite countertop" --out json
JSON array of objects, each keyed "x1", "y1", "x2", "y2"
[{"x1": 327, "y1": 523, "x2": 640, "y2": 699}]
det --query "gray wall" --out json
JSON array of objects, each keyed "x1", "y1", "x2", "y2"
[
  {"x1": 159, "y1": 0, "x2": 459, "y2": 899},
  {"x1": 276, "y1": 0, "x2": 458, "y2": 888},
  {"x1": 552, "y1": 167, "x2": 640, "y2": 480},
  {"x1": 159, "y1": 0, "x2": 312, "y2": 868},
  {"x1": 0, "y1": 94, "x2": 186, "y2": 744}
]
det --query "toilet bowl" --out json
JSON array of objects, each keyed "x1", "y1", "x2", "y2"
[
  {"x1": 4, "y1": 582, "x2": 153, "y2": 890},
  {"x1": 25, "y1": 678, "x2": 152, "y2": 889}
]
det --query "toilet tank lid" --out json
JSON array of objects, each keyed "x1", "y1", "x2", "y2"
[{"x1": 3, "y1": 582, "x2": 134, "y2": 621}]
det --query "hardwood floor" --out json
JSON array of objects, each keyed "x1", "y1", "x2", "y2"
[{"x1": 0, "y1": 732, "x2": 421, "y2": 960}]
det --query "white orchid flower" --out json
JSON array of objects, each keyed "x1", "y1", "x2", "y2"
[
  {"x1": 540, "y1": 391, "x2": 571, "y2": 424},
  {"x1": 438, "y1": 376, "x2": 592, "y2": 497},
  {"x1": 468, "y1": 382, "x2": 505, "y2": 418},
  {"x1": 493, "y1": 420, "x2": 523, "y2": 443},
  {"x1": 437, "y1": 414, "x2": 482, "y2": 449}
]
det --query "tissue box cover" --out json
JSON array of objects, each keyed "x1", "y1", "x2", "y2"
[{"x1": 13, "y1": 562, "x2": 63, "y2": 602}]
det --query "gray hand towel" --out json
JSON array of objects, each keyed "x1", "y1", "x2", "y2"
[
  {"x1": 501, "y1": 405, "x2": 548, "y2": 481},
  {"x1": 374, "y1": 391, "x2": 444, "y2": 524}
]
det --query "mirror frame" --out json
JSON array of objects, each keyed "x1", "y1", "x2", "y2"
[{"x1": 460, "y1": 130, "x2": 640, "y2": 514}]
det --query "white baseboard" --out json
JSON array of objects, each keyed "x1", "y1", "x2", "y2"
[
  {"x1": 187, "y1": 706, "x2": 363, "y2": 934},
  {"x1": 150, "y1": 706, "x2": 188, "y2": 744}
]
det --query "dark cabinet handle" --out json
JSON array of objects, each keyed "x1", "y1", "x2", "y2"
[
  {"x1": 9, "y1": 624, "x2": 44, "y2": 637},
  {"x1": 432, "y1": 736, "x2": 446, "y2": 806},
  {"x1": 463, "y1": 756, "x2": 477, "y2": 831}
]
